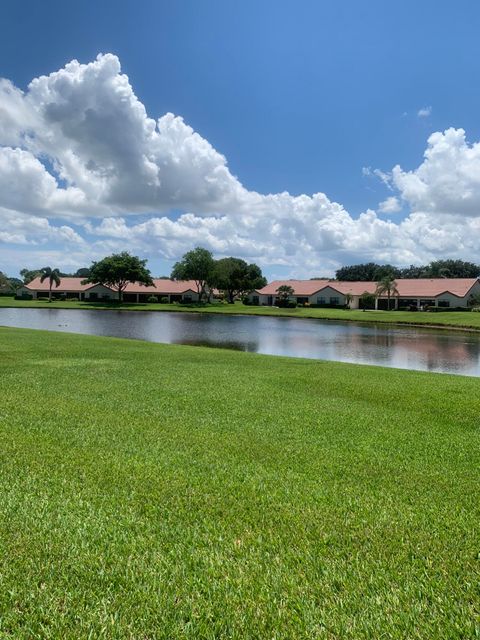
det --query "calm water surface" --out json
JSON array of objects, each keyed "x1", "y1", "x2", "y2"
[{"x1": 2, "y1": 308, "x2": 480, "y2": 376}]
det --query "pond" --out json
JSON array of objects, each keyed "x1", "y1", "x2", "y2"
[{"x1": 1, "y1": 307, "x2": 480, "y2": 376}]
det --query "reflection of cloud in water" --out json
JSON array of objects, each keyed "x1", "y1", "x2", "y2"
[{"x1": 1, "y1": 308, "x2": 480, "y2": 376}]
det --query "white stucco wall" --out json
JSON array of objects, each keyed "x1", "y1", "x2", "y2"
[
  {"x1": 84, "y1": 284, "x2": 116, "y2": 300},
  {"x1": 306, "y1": 287, "x2": 346, "y2": 305}
]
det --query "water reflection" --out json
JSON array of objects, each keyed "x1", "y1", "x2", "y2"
[{"x1": 1, "y1": 308, "x2": 480, "y2": 376}]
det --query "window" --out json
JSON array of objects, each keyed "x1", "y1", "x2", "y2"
[
  {"x1": 330, "y1": 297, "x2": 339, "y2": 305},
  {"x1": 437, "y1": 299, "x2": 450, "y2": 308},
  {"x1": 252, "y1": 296, "x2": 259, "y2": 305},
  {"x1": 317, "y1": 297, "x2": 326, "y2": 304}
]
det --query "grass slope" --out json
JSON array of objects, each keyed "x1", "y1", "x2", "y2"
[
  {"x1": 0, "y1": 328, "x2": 479, "y2": 638},
  {"x1": 2, "y1": 296, "x2": 480, "y2": 330}
]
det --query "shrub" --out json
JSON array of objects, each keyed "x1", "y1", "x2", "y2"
[
  {"x1": 242, "y1": 297, "x2": 251, "y2": 305},
  {"x1": 147, "y1": 295, "x2": 159, "y2": 303},
  {"x1": 160, "y1": 297, "x2": 169, "y2": 304},
  {"x1": 468, "y1": 293, "x2": 480, "y2": 308}
]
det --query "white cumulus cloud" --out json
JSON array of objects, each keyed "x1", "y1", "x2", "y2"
[
  {"x1": 0, "y1": 54, "x2": 480, "y2": 276},
  {"x1": 417, "y1": 106, "x2": 432, "y2": 117},
  {"x1": 378, "y1": 196, "x2": 402, "y2": 214}
]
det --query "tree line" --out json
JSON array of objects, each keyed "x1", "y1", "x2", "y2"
[{"x1": 335, "y1": 260, "x2": 480, "y2": 281}]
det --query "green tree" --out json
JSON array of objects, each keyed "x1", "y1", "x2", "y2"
[
  {"x1": 359, "y1": 291, "x2": 376, "y2": 310},
  {"x1": 467, "y1": 293, "x2": 480, "y2": 308},
  {"x1": 7, "y1": 277, "x2": 23, "y2": 291},
  {"x1": 171, "y1": 247, "x2": 215, "y2": 303},
  {"x1": 83, "y1": 252, "x2": 154, "y2": 302},
  {"x1": 0, "y1": 272, "x2": 13, "y2": 294},
  {"x1": 20, "y1": 268, "x2": 43, "y2": 284},
  {"x1": 276, "y1": 284, "x2": 295, "y2": 302},
  {"x1": 74, "y1": 267, "x2": 91, "y2": 278},
  {"x1": 375, "y1": 275, "x2": 399, "y2": 311},
  {"x1": 213, "y1": 258, "x2": 266, "y2": 303},
  {"x1": 423, "y1": 259, "x2": 480, "y2": 278},
  {"x1": 335, "y1": 263, "x2": 401, "y2": 281},
  {"x1": 398, "y1": 264, "x2": 426, "y2": 278},
  {"x1": 40, "y1": 267, "x2": 61, "y2": 301}
]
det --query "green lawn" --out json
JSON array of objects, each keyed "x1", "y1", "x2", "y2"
[
  {"x1": 0, "y1": 328, "x2": 478, "y2": 638},
  {"x1": 2, "y1": 295, "x2": 480, "y2": 330}
]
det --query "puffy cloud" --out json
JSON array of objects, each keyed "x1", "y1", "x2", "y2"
[
  {"x1": 391, "y1": 128, "x2": 480, "y2": 217},
  {"x1": 0, "y1": 54, "x2": 245, "y2": 216},
  {"x1": 0, "y1": 206, "x2": 84, "y2": 247},
  {"x1": 417, "y1": 107, "x2": 432, "y2": 118},
  {"x1": 1, "y1": 54, "x2": 480, "y2": 276},
  {"x1": 417, "y1": 106, "x2": 432, "y2": 117},
  {"x1": 378, "y1": 196, "x2": 402, "y2": 214}
]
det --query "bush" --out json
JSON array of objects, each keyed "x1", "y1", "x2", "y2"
[
  {"x1": 14, "y1": 294, "x2": 33, "y2": 300},
  {"x1": 160, "y1": 297, "x2": 169, "y2": 304},
  {"x1": 309, "y1": 303, "x2": 348, "y2": 309},
  {"x1": 147, "y1": 295, "x2": 159, "y2": 303},
  {"x1": 277, "y1": 300, "x2": 297, "y2": 308},
  {"x1": 242, "y1": 298, "x2": 251, "y2": 305}
]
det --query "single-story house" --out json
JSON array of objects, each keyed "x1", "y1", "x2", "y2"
[
  {"x1": 16, "y1": 277, "x2": 201, "y2": 302},
  {"x1": 248, "y1": 278, "x2": 480, "y2": 309}
]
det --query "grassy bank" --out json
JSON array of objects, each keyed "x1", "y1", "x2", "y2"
[
  {"x1": 2, "y1": 295, "x2": 480, "y2": 330},
  {"x1": 0, "y1": 328, "x2": 478, "y2": 638}
]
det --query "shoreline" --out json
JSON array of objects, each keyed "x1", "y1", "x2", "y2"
[{"x1": 1, "y1": 298, "x2": 480, "y2": 333}]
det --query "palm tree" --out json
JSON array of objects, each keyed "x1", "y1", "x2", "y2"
[
  {"x1": 375, "y1": 275, "x2": 399, "y2": 311},
  {"x1": 40, "y1": 267, "x2": 61, "y2": 301},
  {"x1": 276, "y1": 284, "x2": 295, "y2": 305}
]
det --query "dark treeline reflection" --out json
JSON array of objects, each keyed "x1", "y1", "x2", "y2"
[{"x1": 1, "y1": 308, "x2": 479, "y2": 376}]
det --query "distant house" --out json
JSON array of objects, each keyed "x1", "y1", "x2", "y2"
[
  {"x1": 16, "y1": 277, "x2": 201, "y2": 302},
  {"x1": 248, "y1": 278, "x2": 480, "y2": 309}
]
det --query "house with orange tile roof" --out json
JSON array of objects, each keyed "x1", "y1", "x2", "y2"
[
  {"x1": 16, "y1": 277, "x2": 201, "y2": 302},
  {"x1": 249, "y1": 278, "x2": 480, "y2": 309}
]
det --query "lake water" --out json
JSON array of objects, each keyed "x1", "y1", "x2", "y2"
[{"x1": 1, "y1": 307, "x2": 480, "y2": 376}]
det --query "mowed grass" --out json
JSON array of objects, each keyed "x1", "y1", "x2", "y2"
[
  {"x1": 2, "y1": 295, "x2": 480, "y2": 330},
  {"x1": 0, "y1": 328, "x2": 479, "y2": 639}
]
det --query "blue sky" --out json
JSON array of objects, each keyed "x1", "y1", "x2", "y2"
[{"x1": 1, "y1": 0, "x2": 480, "y2": 278}]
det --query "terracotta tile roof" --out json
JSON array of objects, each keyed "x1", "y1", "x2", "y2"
[
  {"x1": 394, "y1": 278, "x2": 479, "y2": 298},
  {"x1": 256, "y1": 280, "x2": 333, "y2": 296},
  {"x1": 24, "y1": 277, "x2": 199, "y2": 294},
  {"x1": 25, "y1": 277, "x2": 93, "y2": 292},
  {"x1": 123, "y1": 280, "x2": 198, "y2": 294},
  {"x1": 256, "y1": 278, "x2": 479, "y2": 298}
]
